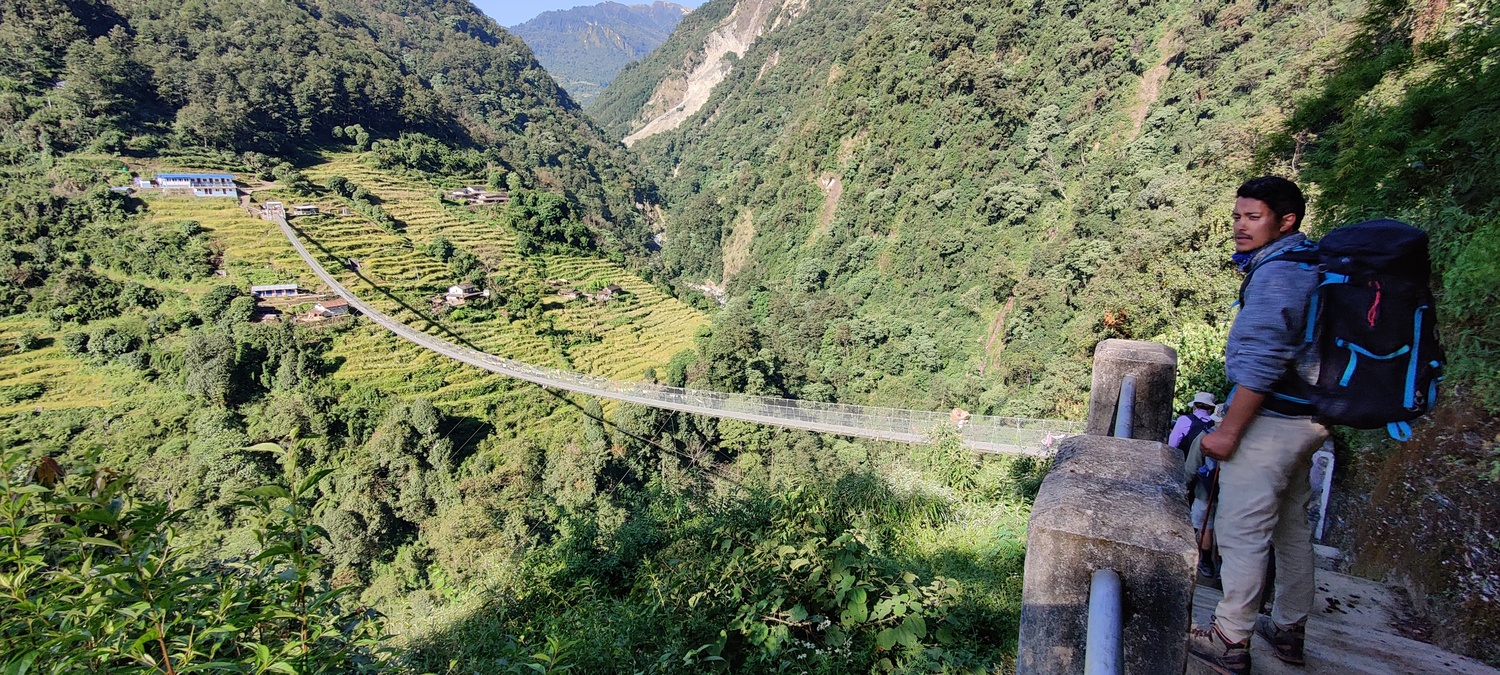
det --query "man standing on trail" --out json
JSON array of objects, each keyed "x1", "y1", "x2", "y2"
[{"x1": 1187, "y1": 177, "x2": 1327, "y2": 675}]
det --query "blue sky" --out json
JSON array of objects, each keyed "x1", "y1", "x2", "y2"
[{"x1": 479, "y1": 0, "x2": 708, "y2": 28}]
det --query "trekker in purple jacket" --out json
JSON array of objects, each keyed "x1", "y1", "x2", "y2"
[
  {"x1": 1187, "y1": 177, "x2": 1327, "y2": 675},
  {"x1": 1169, "y1": 391, "x2": 1218, "y2": 452}
]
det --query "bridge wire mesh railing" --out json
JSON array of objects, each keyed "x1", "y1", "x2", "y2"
[{"x1": 271, "y1": 215, "x2": 1081, "y2": 456}]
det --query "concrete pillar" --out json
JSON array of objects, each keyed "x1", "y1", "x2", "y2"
[
  {"x1": 1016, "y1": 435, "x2": 1198, "y2": 674},
  {"x1": 1085, "y1": 340, "x2": 1178, "y2": 442}
]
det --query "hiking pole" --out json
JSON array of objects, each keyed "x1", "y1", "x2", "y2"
[{"x1": 1198, "y1": 465, "x2": 1221, "y2": 574}]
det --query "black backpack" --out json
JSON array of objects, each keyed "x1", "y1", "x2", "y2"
[
  {"x1": 1242, "y1": 220, "x2": 1444, "y2": 439},
  {"x1": 1178, "y1": 414, "x2": 1214, "y2": 454}
]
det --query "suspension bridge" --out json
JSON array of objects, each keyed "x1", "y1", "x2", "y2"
[{"x1": 271, "y1": 214, "x2": 1080, "y2": 456}]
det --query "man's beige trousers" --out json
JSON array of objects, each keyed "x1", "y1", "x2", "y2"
[{"x1": 1213, "y1": 413, "x2": 1329, "y2": 642}]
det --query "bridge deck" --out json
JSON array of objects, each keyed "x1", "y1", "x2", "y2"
[{"x1": 1188, "y1": 571, "x2": 1497, "y2": 674}]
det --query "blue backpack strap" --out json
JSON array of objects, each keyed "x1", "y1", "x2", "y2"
[
  {"x1": 1387, "y1": 421, "x2": 1412, "y2": 441},
  {"x1": 1239, "y1": 240, "x2": 1320, "y2": 310},
  {"x1": 1334, "y1": 339, "x2": 1411, "y2": 387},
  {"x1": 1404, "y1": 306, "x2": 1427, "y2": 409},
  {"x1": 1305, "y1": 285, "x2": 1319, "y2": 343}
]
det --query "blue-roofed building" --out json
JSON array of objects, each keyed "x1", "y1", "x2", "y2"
[
  {"x1": 155, "y1": 173, "x2": 237, "y2": 197},
  {"x1": 251, "y1": 283, "x2": 300, "y2": 298}
]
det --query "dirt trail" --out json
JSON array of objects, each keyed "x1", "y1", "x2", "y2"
[
  {"x1": 981, "y1": 296, "x2": 1013, "y2": 375},
  {"x1": 1129, "y1": 30, "x2": 1180, "y2": 136}
]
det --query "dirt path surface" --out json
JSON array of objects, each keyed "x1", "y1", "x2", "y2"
[{"x1": 1190, "y1": 572, "x2": 1499, "y2": 674}]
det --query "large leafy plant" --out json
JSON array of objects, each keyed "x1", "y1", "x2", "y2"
[{"x1": 0, "y1": 446, "x2": 388, "y2": 673}]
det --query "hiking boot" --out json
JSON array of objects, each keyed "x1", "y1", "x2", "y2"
[
  {"x1": 1198, "y1": 558, "x2": 1220, "y2": 580},
  {"x1": 1187, "y1": 620, "x2": 1251, "y2": 675},
  {"x1": 1255, "y1": 614, "x2": 1307, "y2": 665}
]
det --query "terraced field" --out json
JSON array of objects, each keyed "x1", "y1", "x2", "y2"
[
  {"x1": 0, "y1": 316, "x2": 111, "y2": 415},
  {"x1": 142, "y1": 187, "x2": 546, "y2": 414},
  {"x1": 0, "y1": 190, "x2": 283, "y2": 416},
  {"x1": 141, "y1": 192, "x2": 312, "y2": 290},
  {"x1": 2, "y1": 156, "x2": 701, "y2": 425},
  {"x1": 302, "y1": 154, "x2": 706, "y2": 382}
]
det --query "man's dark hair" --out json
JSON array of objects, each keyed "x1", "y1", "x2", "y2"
[{"x1": 1237, "y1": 176, "x2": 1306, "y2": 230}]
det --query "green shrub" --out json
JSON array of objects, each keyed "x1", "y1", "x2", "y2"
[
  {"x1": 0, "y1": 383, "x2": 45, "y2": 405},
  {"x1": 86, "y1": 326, "x2": 136, "y2": 361},
  {"x1": 0, "y1": 448, "x2": 390, "y2": 673},
  {"x1": 118, "y1": 282, "x2": 162, "y2": 309},
  {"x1": 12, "y1": 332, "x2": 39, "y2": 352},
  {"x1": 199, "y1": 284, "x2": 245, "y2": 323},
  {"x1": 61, "y1": 331, "x2": 89, "y2": 356},
  {"x1": 38, "y1": 267, "x2": 123, "y2": 324},
  {"x1": 224, "y1": 295, "x2": 256, "y2": 325}
]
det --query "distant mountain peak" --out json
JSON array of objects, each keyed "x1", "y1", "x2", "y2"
[{"x1": 511, "y1": 1, "x2": 690, "y2": 107}]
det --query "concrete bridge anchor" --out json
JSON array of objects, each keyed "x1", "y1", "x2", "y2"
[{"x1": 1018, "y1": 339, "x2": 1196, "y2": 674}]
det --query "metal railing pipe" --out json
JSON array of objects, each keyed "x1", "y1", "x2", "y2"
[
  {"x1": 1081, "y1": 374, "x2": 1135, "y2": 675},
  {"x1": 1112, "y1": 374, "x2": 1136, "y2": 439},
  {"x1": 1084, "y1": 569, "x2": 1124, "y2": 675}
]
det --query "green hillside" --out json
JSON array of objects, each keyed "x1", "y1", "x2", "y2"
[
  {"x1": 298, "y1": 153, "x2": 706, "y2": 380},
  {"x1": 0, "y1": 1, "x2": 1052, "y2": 669},
  {"x1": 3, "y1": 0, "x2": 1496, "y2": 669},
  {"x1": 2, "y1": 0, "x2": 652, "y2": 253},
  {"x1": 598, "y1": 0, "x2": 1363, "y2": 417},
  {"x1": 599, "y1": 0, "x2": 1500, "y2": 661},
  {"x1": 0, "y1": 159, "x2": 1051, "y2": 671}
]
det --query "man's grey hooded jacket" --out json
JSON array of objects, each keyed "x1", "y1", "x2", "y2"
[{"x1": 1226, "y1": 232, "x2": 1321, "y2": 414}]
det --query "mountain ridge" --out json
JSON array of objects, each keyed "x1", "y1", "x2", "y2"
[{"x1": 510, "y1": 1, "x2": 690, "y2": 107}]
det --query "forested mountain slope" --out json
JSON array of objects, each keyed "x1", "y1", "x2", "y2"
[
  {"x1": 1, "y1": 0, "x2": 653, "y2": 252},
  {"x1": 601, "y1": 0, "x2": 1500, "y2": 661},
  {"x1": 510, "y1": 1, "x2": 690, "y2": 107},
  {"x1": 597, "y1": 0, "x2": 1362, "y2": 417},
  {"x1": 0, "y1": 1, "x2": 1067, "y2": 671}
]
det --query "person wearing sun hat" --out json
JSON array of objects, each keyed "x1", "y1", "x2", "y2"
[{"x1": 1169, "y1": 391, "x2": 1218, "y2": 452}]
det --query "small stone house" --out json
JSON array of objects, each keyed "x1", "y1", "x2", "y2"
[
  {"x1": 445, "y1": 282, "x2": 489, "y2": 306},
  {"x1": 313, "y1": 299, "x2": 349, "y2": 317},
  {"x1": 596, "y1": 284, "x2": 625, "y2": 302},
  {"x1": 446, "y1": 186, "x2": 510, "y2": 206}
]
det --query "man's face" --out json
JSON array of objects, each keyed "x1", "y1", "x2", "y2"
[{"x1": 1232, "y1": 197, "x2": 1297, "y2": 253}]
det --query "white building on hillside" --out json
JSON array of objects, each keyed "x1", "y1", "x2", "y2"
[{"x1": 155, "y1": 173, "x2": 237, "y2": 197}]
